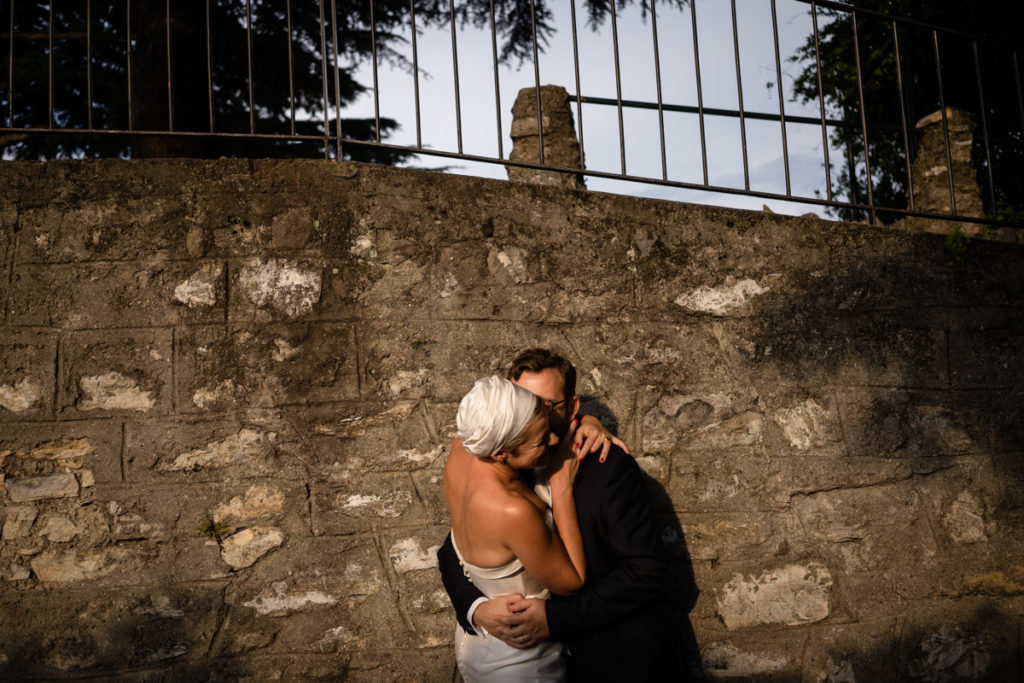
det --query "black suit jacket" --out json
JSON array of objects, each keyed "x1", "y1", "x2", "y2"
[{"x1": 437, "y1": 446, "x2": 677, "y2": 681}]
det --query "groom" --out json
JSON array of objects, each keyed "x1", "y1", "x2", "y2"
[{"x1": 436, "y1": 348, "x2": 678, "y2": 681}]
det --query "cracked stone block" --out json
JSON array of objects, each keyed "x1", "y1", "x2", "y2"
[
  {"x1": 801, "y1": 620, "x2": 902, "y2": 683},
  {"x1": 674, "y1": 275, "x2": 782, "y2": 317},
  {"x1": 715, "y1": 562, "x2": 833, "y2": 630},
  {"x1": 0, "y1": 585, "x2": 223, "y2": 676},
  {"x1": 59, "y1": 329, "x2": 172, "y2": 418},
  {"x1": 220, "y1": 537, "x2": 403, "y2": 654},
  {"x1": 30, "y1": 548, "x2": 123, "y2": 583},
  {"x1": 229, "y1": 257, "x2": 323, "y2": 321},
  {"x1": 949, "y1": 309, "x2": 1024, "y2": 389},
  {"x1": 177, "y1": 324, "x2": 359, "y2": 412},
  {"x1": 173, "y1": 262, "x2": 224, "y2": 308},
  {"x1": 15, "y1": 190, "x2": 186, "y2": 264},
  {"x1": 702, "y1": 641, "x2": 790, "y2": 680},
  {"x1": 396, "y1": 568, "x2": 455, "y2": 648},
  {"x1": 213, "y1": 483, "x2": 287, "y2": 526},
  {"x1": 2, "y1": 505, "x2": 38, "y2": 540},
  {"x1": 839, "y1": 389, "x2": 990, "y2": 459},
  {"x1": 8, "y1": 262, "x2": 225, "y2": 329},
  {"x1": 0, "y1": 329, "x2": 57, "y2": 420},
  {"x1": 220, "y1": 526, "x2": 285, "y2": 569},
  {"x1": 312, "y1": 472, "x2": 427, "y2": 536},
  {"x1": 125, "y1": 417, "x2": 304, "y2": 483},
  {"x1": 668, "y1": 452, "x2": 774, "y2": 513},
  {"x1": 37, "y1": 513, "x2": 80, "y2": 542},
  {"x1": 677, "y1": 513, "x2": 782, "y2": 563},
  {"x1": 900, "y1": 601, "x2": 1019, "y2": 682},
  {"x1": 243, "y1": 581, "x2": 338, "y2": 617},
  {"x1": 768, "y1": 397, "x2": 843, "y2": 453},
  {"x1": 295, "y1": 403, "x2": 449, "y2": 480},
  {"x1": 385, "y1": 531, "x2": 441, "y2": 576},
  {"x1": 641, "y1": 390, "x2": 762, "y2": 455},
  {"x1": 791, "y1": 476, "x2": 938, "y2": 573},
  {"x1": 735, "y1": 311, "x2": 948, "y2": 389},
  {"x1": 0, "y1": 421, "x2": 123, "y2": 485},
  {"x1": 5, "y1": 472, "x2": 79, "y2": 502}
]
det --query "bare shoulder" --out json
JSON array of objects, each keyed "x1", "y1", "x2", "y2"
[{"x1": 469, "y1": 484, "x2": 544, "y2": 532}]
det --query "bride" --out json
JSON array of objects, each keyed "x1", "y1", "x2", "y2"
[{"x1": 444, "y1": 376, "x2": 585, "y2": 682}]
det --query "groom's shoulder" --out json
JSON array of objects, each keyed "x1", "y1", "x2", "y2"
[{"x1": 580, "y1": 445, "x2": 640, "y2": 485}]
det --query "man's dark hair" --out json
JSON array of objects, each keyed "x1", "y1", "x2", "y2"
[{"x1": 506, "y1": 348, "x2": 577, "y2": 398}]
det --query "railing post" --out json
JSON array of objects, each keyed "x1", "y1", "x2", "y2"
[
  {"x1": 910, "y1": 107, "x2": 984, "y2": 231},
  {"x1": 507, "y1": 85, "x2": 585, "y2": 189}
]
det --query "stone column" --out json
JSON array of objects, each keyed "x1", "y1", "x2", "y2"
[
  {"x1": 910, "y1": 107, "x2": 984, "y2": 226},
  {"x1": 507, "y1": 85, "x2": 585, "y2": 189}
]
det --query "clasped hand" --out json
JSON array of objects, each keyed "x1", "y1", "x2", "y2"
[{"x1": 473, "y1": 594, "x2": 549, "y2": 650}]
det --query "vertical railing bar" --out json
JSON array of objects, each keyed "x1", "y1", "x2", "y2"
[
  {"x1": 86, "y1": 0, "x2": 93, "y2": 129},
  {"x1": 529, "y1": 0, "x2": 543, "y2": 164},
  {"x1": 892, "y1": 19, "x2": 914, "y2": 210},
  {"x1": 7, "y1": 0, "x2": 13, "y2": 128},
  {"x1": 449, "y1": 0, "x2": 464, "y2": 154},
  {"x1": 972, "y1": 40, "x2": 995, "y2": 218},
  {"x1": 1014, "y1": 51, "x2": 1024, "y2": 138},
  {"x1": 126, "y1": 0, "x2": 133, "y2": 130},
  {"x1": 410, "y1": 0, "x2": 421, "y2": 148},
  {"x1": 245, "y1": 0, "x2": 255, "y2": 134},
  {"x1": 487, "y1": 0, "x2": 502, "y2": 158},
  {"x1": 610, "y1": 0, "x2": 626, "y2": 174},
  {"x1": 844, "y1": 124, "x2": 859, "y2": 208},
  {"x1": 166, "y1": 0, "x2": 174, "y2": 131},
  {"x1": 287, "y1": 0, "x2": 296, "y2": 135},
  {"x1": 690, "y1": 0, "x2": 707, "y2": 185},
  {"x1": 206, "y1": 0, "x2": 214, "y2": 132},
  {"x1": 851, "y1": 10, "x2": 875, "y2": 223},
  {"x1": 729, "y1": 0, "x2": 749, "y2": 190},
  {"x1": 48, "y1": 1, "x2": 53, "y2": 129},
  {"x1": 569, "y1": 0, "x2": 585, "y2": 167},
  {"x1": 770, "y1": 0, "x2": 791, "y2": 195},
  {"x1": 810, "y1": 2, "x2": 832, "y2": 200},
  {"x1": 650, "y1": 0, "x2": 667, "y2": 180},
  {"x1": 369, "y1": 0, "x2": 381, "y2": 143},
  {"x1": 317, "y1": 0, "x2": 329, "y2": 158},
  {"x1": 329, "y1": 0, "x2": 343, "y2": 159},
  {"x1": 932, "y1": 30, "x2": 956, "y2": 216}
]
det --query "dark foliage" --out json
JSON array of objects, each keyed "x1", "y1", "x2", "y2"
[
  {"x1": 788, "y1": 0, "x2": 1024, "y2": 223},
  {"x1": 0, "y1": 0, "x2": 685, "y2": 161}
]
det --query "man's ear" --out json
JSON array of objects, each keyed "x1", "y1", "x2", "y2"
[{"x1": 568, "y1": 396, "x2": 580, "y2": 422}]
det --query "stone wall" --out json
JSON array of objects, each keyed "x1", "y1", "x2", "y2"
[{"x1": 1, "y1": 159, "x2": 1022, "y2": 681}]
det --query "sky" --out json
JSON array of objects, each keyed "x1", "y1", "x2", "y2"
[{"x1": 339, "y1": 0, "x2": 846, "y2": 217}]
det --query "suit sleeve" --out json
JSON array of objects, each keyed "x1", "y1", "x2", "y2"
[
  {"x1": 437, "y1": 531, "x2": 486, "y2": 635},
  {"x1": 544, "y1": 452, "x2": 666, "y2": 641}
]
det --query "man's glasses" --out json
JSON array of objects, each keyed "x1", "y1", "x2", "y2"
[{"x1": 541, "y1": 398, "x2": 568, "y2": 410}]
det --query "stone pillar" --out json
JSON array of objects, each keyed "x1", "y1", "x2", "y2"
[
  {"x1": 910, "y1": 107, "x2": 984, "y2": 225},
  {"x1": 507, "y1": 85, "x2": 585, "y2": 189}
]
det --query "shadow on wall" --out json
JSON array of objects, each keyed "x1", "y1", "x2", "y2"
[
  {"x1": 0, "y1": 580, "x2": 391, "y2": 680},
  {"x1": 640, "y1": 217, "x2": 1023, "y2": 680},
  {"x1": 582, "y1": 395, "x2": 706, "y2": 680}
]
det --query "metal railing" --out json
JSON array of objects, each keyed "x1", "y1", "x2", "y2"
[{"x1": 2, "y1": 0, "x2": 1022, "y2": 228}]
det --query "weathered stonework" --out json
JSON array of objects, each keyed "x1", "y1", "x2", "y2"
[
  {"x1": 0, "y1": 158, "x2": 1021, "y2": 680},
  {"x1": 910, "y1": 107, "x2": 985, "y2": 227},
  {"x1": 507, "y1": 85, "x2": 585, "y2": 189}
]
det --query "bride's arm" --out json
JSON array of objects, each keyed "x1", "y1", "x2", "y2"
[
  {"x1": 499, "y1": 422, "x2": 586, "y2": 596},
  {"x1": 545, "y1": 423, "x2": 586, "y2": 590},
  {"x1": 498, "y1": 489, "x2": 585, "y2": 595}
]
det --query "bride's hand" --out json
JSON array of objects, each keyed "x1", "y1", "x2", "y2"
[
  {"x1": 574, "y1": 414, "x2": 630, "y2": 463},
  {"x1": 546, "y1": 419, "x2": 581, "y2": 486}
]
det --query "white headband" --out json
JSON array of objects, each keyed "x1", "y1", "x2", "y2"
[{"x1": 457, "y1": 376, "x2": 539, "y2": 457}]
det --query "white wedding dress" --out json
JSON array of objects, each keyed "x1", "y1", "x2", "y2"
[{"x1": 452, "y1": 478, "x2": 565, "y2": 682}]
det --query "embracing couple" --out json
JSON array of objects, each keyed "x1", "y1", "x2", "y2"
[{"x1": 438, "y1": 349, "x2": 678, "y2": 682}]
